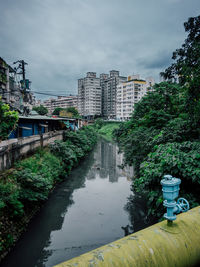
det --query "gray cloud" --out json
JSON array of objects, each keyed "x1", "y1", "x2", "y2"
[
  {"x1": 0, "y1": 0, "x2": 200, "y2": 99},
  {"x1": 137, "y1": 51, "x2": 173, "y2": 70}
]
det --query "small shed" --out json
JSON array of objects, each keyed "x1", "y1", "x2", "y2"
[{"x1": 9, "y1": 114, "x2": 77, "y2": 139}]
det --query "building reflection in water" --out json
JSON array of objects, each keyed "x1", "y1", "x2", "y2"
[{"x1": 87, "y1": 139, "x2": 134, "y2": 183}]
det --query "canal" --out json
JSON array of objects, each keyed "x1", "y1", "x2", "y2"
[{"x1": 1, "y1": 139, "x2": 150, "y2": 267}]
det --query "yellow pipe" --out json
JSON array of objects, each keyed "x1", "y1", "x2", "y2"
[{"x1": 55, "y1": 206, "x2": 200, "y2": 267}]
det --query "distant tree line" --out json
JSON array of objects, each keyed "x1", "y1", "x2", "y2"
[
  {"x1": 32, "y1": 105, "x2": 48, "y2": 115},
  {"x1": 32, "y1": 105, "x2": 80, "y2": 118}
]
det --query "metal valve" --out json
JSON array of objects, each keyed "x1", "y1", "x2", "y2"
[
  {"x1": 161, "y1": 175, "x2": 190, "y2": 221},
  {"x1": 176, "y1": 197, "x2": 190, "y2": 213}
]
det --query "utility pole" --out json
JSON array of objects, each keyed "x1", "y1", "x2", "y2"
[
  {"x1": 13, "y1": 60, "x2": 28, "y2": 85},
  {"x1": 13, "y1": 60, "x2": 29, "y2": 91},
  {"x1": 12, "y1": 59, "x2": 32, "y2": 115},
  {"x1": 21, "y1": 60, "x2": 27, "y2": 81}
]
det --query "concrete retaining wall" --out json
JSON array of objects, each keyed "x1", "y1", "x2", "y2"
[{"x1": 0, "y1": 131, "x2": 64, "y2": 172}]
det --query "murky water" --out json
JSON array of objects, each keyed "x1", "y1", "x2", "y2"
[{"x1": 1, "y1": 139, "x2": 150, "y2": 267}]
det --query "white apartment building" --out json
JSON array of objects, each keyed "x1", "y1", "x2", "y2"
[
  {"x1": 116, "y1": 75, "x2": 155, "y2": 120},
  {"x1": 43, "y1": 95, "x2": 78, "y2": 114},
  {"x1": 101, "y1": 70, "x2": 127, "y2": 118},
  {"x1": 78, "y1": 72, "x2": 101, "y2": 117}
]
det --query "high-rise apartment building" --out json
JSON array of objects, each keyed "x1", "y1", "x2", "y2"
[
  {"x1": 77, "y1": 71, "x2": 154, "y2": 120},
  {"x1": 100, "y1": 73, "x2": 109, "y2": 116},
  {"x1": 78, "y1": 72, "x2": 101, "y2": 117},
  {"x1": 116, "y1": 75, "x2": 155, "y2": 120},
  {"x1": 101, "y1": 70, "x2": 127, "y2": 118}
]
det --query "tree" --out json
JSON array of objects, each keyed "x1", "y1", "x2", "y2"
[
  {"x1": 66, "y1": 107, "x2": 79, "y2": 118},
  {"x1": 53, "y1": 107, "x2": 80, "y2": 117},
  {"x1": 113, "y1": 82, "x2": 188, "y2": 173},
  {"x1": 0, "y1": 97, "x2": 18, "y2": 140},
  {"x1": 94, "y1": 118, "x2": 104, "y2": 129},
  {"x1": 33, "y1": 105, "x2": 48, "y2": 115},
  {"x1": 161, "y1": 15, "x2": 200, "y2": 126},
  {"x1": 133, "y1": 82, "x2": 184, "y2": 127},
  {"x1": 52, "y1": 107, "x2": 63, "y2": 115}
]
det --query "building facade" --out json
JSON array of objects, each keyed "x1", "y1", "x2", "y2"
[
  {"x1": 43, "y1": 95, "x2": 78, "y2": 114},
  {"x1": 100, "y1": 73, "x2": 109, "y2": 117},
  {"x1": 101, "y1": 70, "x2": 127, "y2": 118},
  {"x1": 116, "y1": 75, "x2": 155, "y2": 120},
  {"x1": 78, "y1": 72, "x2": 101, "y2": 117},
  {"x1": 77, "y1": 71, "x2": 154, "y2": 120}
]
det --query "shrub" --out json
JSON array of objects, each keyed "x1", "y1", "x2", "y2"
[
  {"x1": 0, "y1": 182, "x2": 23, "y2": 217},
  {"x1": 94, "y1": 118, "x2": 104, "y2": 129},
  {"x1": 133, "y1": 141, "x2": 200, "y2": 218},
  {"x1": 50, "y1": 140, "x2": 78, "y2": 173},
  {"x1": 51, "y1": 127, "x2": 97, "y2": 173},
  {"x1": 63, "y1": 127, "x2": 97, "y2": 153},
  {"x1": 138, "y1": 141, "x2": 200, "y2": 190},
  {"x1": 15, "y1": 170, "x2": 53, "y2": 202},
  {"x1": 14, "y1": 151, "x2": 64, "y2": 203},
  {"x1": 0, "y1": 97, "x2": 18, "y2": 140}
]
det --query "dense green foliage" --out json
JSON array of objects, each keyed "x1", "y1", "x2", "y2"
[
  {"x1": 114, "y1": 81, "x2": 200, "y2": 217},
  {"x1": 0, "y1": 127, "x2": 97, "y2": 254},
  {"x1": 0, "y1": 182, "x2": 23, "y2": 217},
  {"x1": 0, "y1": 97, "x2": 18, "y2": 140},
  {"x1": 33, "y1": 105, "x2": 48, "y2": 115},
  {"x1": 52, "y1": 107, "x2": 63, "y2": 115},
  {"x1": 161, "y1": 15, "x2": 200, "y2": 126},
  {"x1": 114, "y1": 82, "x2": 190, "y2": 170},
  {"x1": 50, "y1": 128, "x2": 97, "y2": 173},
  {"x1": 93, "y1": 118, "x2": 105, "y2": 129},
  {"x1": 15, "y1": 151, "x2": 64, "y2": 203},
  {"x1": 65, "y1": 107, "x2": 80, "y2": 118},
  {"x1": 114, "y1": 15, "x2": 200, "y2": 219}
]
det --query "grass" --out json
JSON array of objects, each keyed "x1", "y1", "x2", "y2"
[{"x1": 98, "y1": 123, "x2": 120, "y2": 141}]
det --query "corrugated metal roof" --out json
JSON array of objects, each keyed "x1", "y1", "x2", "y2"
[{"x1": 18, "y1": 115, "x2": 76, "y2": 121}]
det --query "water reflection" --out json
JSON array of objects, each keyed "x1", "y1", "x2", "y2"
[
  {"x1": 0, "y1": 139, "x2": 148, "y2": 267},
  {"x1": 90, "y1": 140, "x2": 134, "y2": 183},
  {"x1": 124, "y1": 193, "x2": 156, "y2": 234}
]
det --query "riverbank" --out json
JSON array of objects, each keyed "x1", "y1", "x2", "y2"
[
  {"x1": 91, "y1": 120, "x2": 121, "y2": 142},
  {"x1": 0, "y1": 127, "x2": 97, "y2": 263},
  {"x1": 98, "y1": 123, "x2": 120, "y2": 141},
  {"x1": 0, "y1": 139, "x2": 150, "y2": 267}
]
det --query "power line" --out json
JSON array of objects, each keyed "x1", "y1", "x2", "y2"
[
  {"x1": 31, "y1": 86, "x2": 76, "y2": 97},
  {"x1": 32, "y1": 91, "x2": 68, "y2": 97}
]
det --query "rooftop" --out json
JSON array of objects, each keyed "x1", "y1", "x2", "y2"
[{"x1": 19, "y1": 115, "x2": 76, "y2": 121}]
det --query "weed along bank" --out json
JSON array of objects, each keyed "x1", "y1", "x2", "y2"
[{"x1": 0, "y1": 126, "x2": 97, "y2": 263}]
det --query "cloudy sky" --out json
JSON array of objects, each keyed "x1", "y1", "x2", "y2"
[{"x1": 0, "y1": 0, "x2": 199, "y2": 99}]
